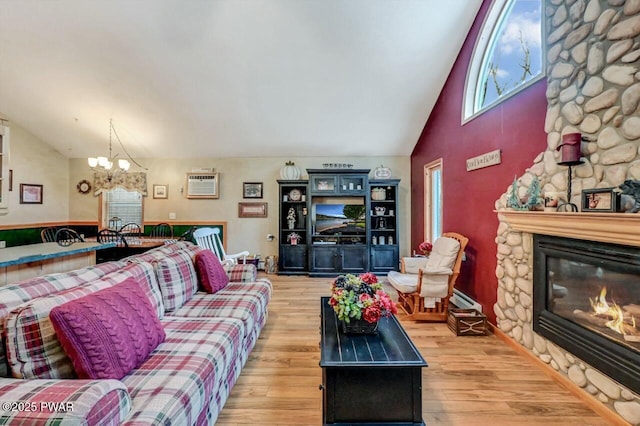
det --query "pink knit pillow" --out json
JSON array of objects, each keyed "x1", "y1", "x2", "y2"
[
  {"x1": 49, "y1": 278, "x2": 165, "y2": 380},
  {"x1": 195, "y1": 249, "x2": 229, "y2": 293}
]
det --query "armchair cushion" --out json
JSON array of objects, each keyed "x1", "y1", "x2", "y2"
[
  {"x1": 50, "y1": 278, "x2": 165, "y2": 380},
  {"x1": 426, "y1": 237, "x2": 460, "y2": 271},
  {"x1": 402, "y1": 257, "x2": 428, "y2": 274},
  {"x1": 387, "y1": 271, "x2": 419, "y2": 294}
]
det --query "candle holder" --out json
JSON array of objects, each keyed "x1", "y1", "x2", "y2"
[{"x1": 556, "y1": 160, "x2": 584, "y2": 212}]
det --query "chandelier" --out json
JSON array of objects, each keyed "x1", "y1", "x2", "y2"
[{"x1": 88, "y1": 119, "x2": 145, "y2": 180}]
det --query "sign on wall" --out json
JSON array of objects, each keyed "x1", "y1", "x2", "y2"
[{"x1": 466, "y1": 149, "x2": 501, "y2": 171}]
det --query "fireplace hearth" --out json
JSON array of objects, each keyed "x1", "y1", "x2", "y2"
[{"x1": 533, "y1": 234, "x2": 640, "y2": 395}]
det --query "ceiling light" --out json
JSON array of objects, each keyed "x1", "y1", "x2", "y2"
[{"x1": 88, "y1": 119, "x2": 143, "y2": 181}]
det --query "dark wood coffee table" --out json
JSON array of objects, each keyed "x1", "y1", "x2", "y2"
[{"x1": 319, "y1": 296, "x2": 427, "y2": 425}]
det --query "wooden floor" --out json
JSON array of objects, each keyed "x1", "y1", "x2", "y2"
[{"x1": 216, "y1": 274, "x2": 614, "y2": 426}]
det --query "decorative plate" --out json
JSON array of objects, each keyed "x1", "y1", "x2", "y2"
[
  {"x1": 373, "y1": 165, "x2": 392, "y2": 179},
  {"x1": 77, "y1": 179, "x2": 92, "y2": 194}
]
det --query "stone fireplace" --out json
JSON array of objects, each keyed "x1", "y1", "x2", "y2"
[
  {"x1": 493, "y1": 0, "x2": 640, "y2": 423},
  {"x1": 495, "y1": 212, "x2": 640, "y2": 424},
  {"x1": 495, "y1": 212, "x2": 640, "y2": 423}
]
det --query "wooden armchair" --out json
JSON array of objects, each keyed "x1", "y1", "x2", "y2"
[
  {"x1": 193, "y1": 227, "x2": 249, "y2": 265},
  {"x1": 387, "y1": 232, "x2": 468, "y2": 321}
]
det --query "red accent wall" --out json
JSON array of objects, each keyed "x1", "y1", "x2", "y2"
[{"x1": 410, "y1": 0, "x2": 547, "y2": 323}]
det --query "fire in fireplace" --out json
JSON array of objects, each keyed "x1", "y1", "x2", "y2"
[
  {"x1": 588, "y1": 287, "x2": 639, "y2": 344},
  {"x1": 533, "y1": 234, "x2": 640, "y2": 394}
]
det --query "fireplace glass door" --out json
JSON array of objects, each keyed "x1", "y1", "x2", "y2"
[
  {"x1": 547, "y1": 257, "x2": 640, "y2": 351},
  {"x1": 533, "y1": 234, "x2": 640, "y2": 394}
]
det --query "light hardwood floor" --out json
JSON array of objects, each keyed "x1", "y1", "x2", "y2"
[{"x1": 216, "y1": 274, "x2": 615, "y2": 426}]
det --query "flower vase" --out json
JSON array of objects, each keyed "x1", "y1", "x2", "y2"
[
  {"x1": 287, "y1": 220, "x2": 295, "y2": 230},
  {"x1": 340, "y1": 318, "x2": 379, "y2": 335}
]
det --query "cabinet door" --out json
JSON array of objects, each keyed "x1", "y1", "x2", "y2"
[
  {"x1": 310, "y1": 175, "x2": 337, "y2": 195},
  {"x1": 337, "y1": 174, "x2": 367, "y2": 195},
  {"x1": 310, "y1": 246, "x2": 339, "y2": 273},
  {"x1": 370, "y1": 246, "x2": 399, "y2": 272},
  {"x1": 340, "y1": 246, "x2": 367, "y2": 273},
  {"x1": 280, "y1": 245, "x2": 307, "y2": 272}
]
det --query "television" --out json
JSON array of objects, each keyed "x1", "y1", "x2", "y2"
[{"x1": 314, "y1": 202, "x2": 366, "y2": 236}]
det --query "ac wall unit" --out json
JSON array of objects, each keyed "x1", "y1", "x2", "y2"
[{"x1": 186, "y1": 172, "x2": 219, "y2": 199}]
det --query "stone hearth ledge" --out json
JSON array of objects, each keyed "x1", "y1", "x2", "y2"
[{"x1": 497, "y1": 210, "x2": 640, "y2": 248}]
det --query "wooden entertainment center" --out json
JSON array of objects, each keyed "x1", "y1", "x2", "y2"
[{"x1": 278, "y1": 169, "x2": 400, "y2": 276}]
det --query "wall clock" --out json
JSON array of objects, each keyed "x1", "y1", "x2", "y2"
[
  {"x1": 289, "y1": 188, "x2": 302, "y2": 201},
  {"x1": 76, "y1": 179, "x2": 92, "y2": 194}
]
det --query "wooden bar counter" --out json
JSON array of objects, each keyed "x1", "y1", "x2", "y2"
[{"x1": 0, "y1": 242, "x2": 114, "y2": 286}]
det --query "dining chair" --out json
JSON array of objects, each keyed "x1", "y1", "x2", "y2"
[
  {"x1": 41, "y1": 227, "x2": 58, "y2": 243},
  {"x1": 178, "y1": 226, "x2": 197, "y2": 243},
  {"x1": 119, "y1": 222, "x2": 142, "y2": 239},
  {"x1": 387, "y1": 232, "x2": 469, "y2": 322},
  {"x1": 150, "y1": 223, "x2": 173, "y2": 238},
  {"x1": 193, "y1": 227, "x2": 249, "y2": 265},
  {"x1": 97, "y1": 228, "x2": 128, "y2": 248},
  {"x1": 54, "y1": 228, "x2": 85, "y2": 246},
  {"x1": 119, "y1": 223, "x2": 142, "y2": 246}
]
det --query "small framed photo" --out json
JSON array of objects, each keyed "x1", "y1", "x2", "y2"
[
  {"x1": 153, "y1": 184, "x2": 168, "y2": 199},
  {"x1": 581, "y1": 188, "x2": 620, "y2": 212},
  {"x1": 20, "y1": 183, "x2": 43, "y2": 204},
  {"x1": 243, "y1": 182, "x2": 263, "y2": 199},
  {"x1": 239, "y1": 202, "x2": 268, "y2": 218}
]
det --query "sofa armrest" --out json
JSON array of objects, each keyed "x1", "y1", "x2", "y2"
[
  {"x1": 224, "y1": 263, "x2": 257, "y2": 282},
  {"x1": 0, "y1": 378, "x2": 131, "y2": 426}
]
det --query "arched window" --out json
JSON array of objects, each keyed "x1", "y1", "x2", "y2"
[{"x1": 463, "y1": 0, "x2": 543, "y2": 123}]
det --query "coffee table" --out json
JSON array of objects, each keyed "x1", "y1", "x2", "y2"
[{"x1": 319, "y1": 296, "x2": 427, "y2": 425}]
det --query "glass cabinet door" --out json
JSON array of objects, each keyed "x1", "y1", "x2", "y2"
[{"x1": 310, "y1": 176, "x2": 337, "y2": 194}]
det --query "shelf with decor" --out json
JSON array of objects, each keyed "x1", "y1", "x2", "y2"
[
  {"x1": 278, "y1": 180, "x2": 309, "y2": 274},
  {"x1": 369, "y1": 179, "x2": 400, "y2": 273},
  {"x1": 277, "y1": 172, "x2": 401, "y2": 276}
]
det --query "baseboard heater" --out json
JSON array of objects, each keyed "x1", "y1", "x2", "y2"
[{"x1": 451, "y1": 289, "x2": 482, "y2": 312}]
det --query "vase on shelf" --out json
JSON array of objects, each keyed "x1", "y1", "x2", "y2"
[{"x1": 340, "y1": 318, "x2": 379, "y2": 335}]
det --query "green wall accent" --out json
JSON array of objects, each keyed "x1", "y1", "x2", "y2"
[{"x1": 0, "y1": 224, "x2": 224, "y2": 248}]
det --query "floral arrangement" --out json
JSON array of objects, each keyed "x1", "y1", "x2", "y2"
[
  {"x1": 287, "y1": 232, "x2": 301, "y2": 244},
  {"x1": 418, "y1": 241, "x2": 433, "y2": 256},
  {"x1": 286, "y1": 207, "x2": 296, "y2": 222},
  {"x1": 329, "y1": 273, "x2": 397, "y2": 323}
]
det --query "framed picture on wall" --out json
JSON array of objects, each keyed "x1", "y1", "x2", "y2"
[
  {"x1": 20, "y1": 183, "x2": 43, "y2": 204},
  {"x1": 243, "y1": 182, "x2": 263, "y2": 198},
  {"x1": 153, "y1": 184, "x2": 169, "y2": 199},
  {"x1": 238, "y1": 202, "x2": 268, "y2": 218}
]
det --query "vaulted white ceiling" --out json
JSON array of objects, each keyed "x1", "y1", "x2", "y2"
[{"x1": 0, "y1": 0, "x2": 482, "y2": 159}]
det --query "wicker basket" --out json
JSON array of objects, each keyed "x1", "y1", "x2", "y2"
[
  {"x1": 341, "y1": 318, "x2": 379, "y2": 335},
  {"x1": 447, "y1": 309, "x2": 487, "y2": 336}
]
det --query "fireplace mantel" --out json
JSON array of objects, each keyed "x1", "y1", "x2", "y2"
[{"x1": 497, "y1": 210, "x2": 640, "y2": 248}]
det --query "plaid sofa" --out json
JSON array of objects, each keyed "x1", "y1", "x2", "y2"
[{"x1": 0, "y1": 241, "x2": 271, "y2": 425}]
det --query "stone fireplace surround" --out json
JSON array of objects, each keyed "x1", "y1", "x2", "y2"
[
  {"x1": 493, "y1": 0, "x2": 640, "y2": 423},
  {"x1": 495, "y1": 212, "x2": 640, "y2": 424}
]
